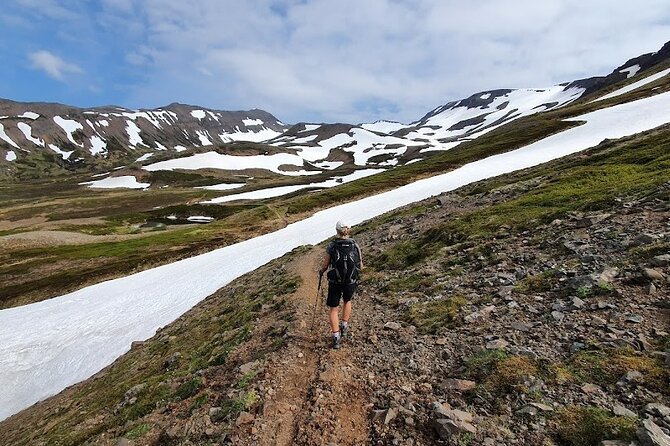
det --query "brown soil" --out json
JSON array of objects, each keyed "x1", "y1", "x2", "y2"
[{"x1": 235, "y1": 248, "x2": 371, "y2": 445}]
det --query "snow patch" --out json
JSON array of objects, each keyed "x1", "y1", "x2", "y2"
[
  {"x1": 155, "y1": 141, "x2": 168, "y2": 151},
  {"x1": 89, "y1": 136, "x2": 107, "y2": 156},
  {"x1": 198, "y1": 183, "x2": 246, "y2": 191},
  {"x1": 203, "y1": 169, "x2": 383, "y2": 203},
  {"x1": 54, "y1": 116, "x2": 84, "y2": 147},
  {"x1": 311, "y1": 161, "x2": 343, "y2": 170},
  {"x1": 80, "y1": 175, "x2": 150, "y2": 189},
  {"x1": 48, "y1": 144, "x2": 74, "y2": 160},
  {"x1": 126, "y1": 120, "x2": 144, "y2": 147},
  {"x1": 303, "y1": 124, "x2": 320, "y2": 132},
  {"x1": 220, "y1": 127, "x2": 282, "y2": 143},
  {"x1": 594, "y1": 67, "x2": 670, "y2": 102},
  {"x1": 144, "y1": 151, "x2": 311, "y2": 176},
  {"x1": 361, "y1": 120, "x2": 405, "y2": 134},
  {"x1": 5, "y1": 150, "x2": 16, "y2": 161},
  {"x1": 17, "y1": 123, "x2": 44, "y2": 146},
  {"x1": 18, "y1": 112, "x2": 39, "y2": 120},
  {"x1": 174, "y1": 145, "x2": 188, "y2": 152},
  {"x1": 242, "y1": 118, "x2": 263, "y2": 126},
  {"x1": 135, "y1": 153, "x2": 154, "y2": 162},
  {"x1": 98, "y1": 120, "x2": 109, "y2": 127},
  {"x1": 190, "y1": 110, "x2": 206, "y2": 120},
  {"x1": 187, "y1": 216, "x2": 214, "y2": 223},
  {"x1": 619, "y1": 64, "x2": 641, "y2": 78},
  {"x1": 0, "y1": 123, "x2": 19, "y2": 148},
  {"x1": 195, "y1": 130, "x2": 212, "y2": 146}
]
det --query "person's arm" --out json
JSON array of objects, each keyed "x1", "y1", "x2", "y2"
[
  {"x1": 357, "y1": 243, "x2": 364, "y2": 270},
  {"x1": 319, "y1": 252, "x2": 331, "y2": 275}
]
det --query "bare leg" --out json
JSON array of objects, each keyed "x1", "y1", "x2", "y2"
[
  {"x1": 329, "y1": 306, "x2": 340, "y2": 333},
  {"x1": 342, "y1": 300, "x2": 352, "y2": 323}
]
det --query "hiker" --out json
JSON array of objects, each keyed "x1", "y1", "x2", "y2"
[{"x1": 319, "y1": 220, "x2": 363, "y2": 349}]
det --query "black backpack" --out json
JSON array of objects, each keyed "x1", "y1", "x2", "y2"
[{"x1": 327, "y1": 239, "x2": 361, "y2": 285}]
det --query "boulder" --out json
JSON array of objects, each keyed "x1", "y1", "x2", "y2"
[
  {"x1": 443, "y1": 378, "x2": 477, "y2": 392},
  {"x1": 651, "y1": 254, "x2": 670, "y2": 267},
  {"x1": 486, "y1": 339, "x2": 509, "y2": 350},
  {"x1": 235, "y1": 411, "x2": 255, "y2": 426},
  {"x1": 613, "y1": 405, "x2": 637, "y2": 418},
  {"x1": 643, "y1": 268, "x2": 666, "y2": 282},
  {"x1": 637, "y1": 418, "x2": 670, "y2": 446},
  {"x1": 433, "y1": 418, "x2": 477, "y2": 439},
  {"x1": 384, "y1": 321, "x2": 402, "y2": 331}
]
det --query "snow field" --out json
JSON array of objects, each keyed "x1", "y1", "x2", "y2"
[
  {"x1": 79, "y1": 175, "x2": 150, "y2": 189},
  {"x1": 202, "y1": 169, "x2": 383, "y2": 203},
  {"x1": 2, "y1": 91, "x2": 670, "y2": 421},
  {"x1": 594, "y1": 67, "x2": 670, "y2": 102}
]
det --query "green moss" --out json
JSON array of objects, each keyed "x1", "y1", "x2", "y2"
[
  {"x1": 567, "y1": 349, "x2": 668, "y2": 392},
  {"x1": 382, "y1": 272, "x2": 439, "y2": 293},
  {"x1": 174, "y1": 377, "x2": 202, "y2": 400},
  {"x1": 552, "y1": 406, "x2": 638, "y2": 446},
  {"x1": 406, "y1": 295, "x2": 468, "y2": 334},
  {"x1": 514, "y1": 269, "x2": 559, "y2": 294},
  {"x1": 484, "y1": 356, "x2": 538, "y2": 394},
  {"x1": 125, "y1": 423, "x2": 151, "y2": 439},
  {"x1": 465, "y1": 349, "x2": 510, "y2": 381}
]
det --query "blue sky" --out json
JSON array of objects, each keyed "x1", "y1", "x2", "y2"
[{"x1": 1, "y1": 0, "x2": 670, "y2": 124}]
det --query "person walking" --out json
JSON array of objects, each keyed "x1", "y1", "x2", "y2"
[{"x1": 319, "y1": 220, "x2": 363, "y2": 349}]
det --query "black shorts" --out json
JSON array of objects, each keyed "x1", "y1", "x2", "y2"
[{"x1": 326, "y1": 282, "x2": 357, "y2": 308}]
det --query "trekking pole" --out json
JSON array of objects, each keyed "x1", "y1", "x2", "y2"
[{"x1": 310, "y1": 272, "x2": 324, "y2": 335}]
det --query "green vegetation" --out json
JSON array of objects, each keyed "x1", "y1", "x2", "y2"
[
  {"x1": 464, "y1": 350, "x2": 539, "y2": 396},
  {"x1": 514, "y1": 269, "x2": 559, "y2": 294},
  {"x1": 406, "y1": 295, "x2": 468, "y2": 334},
  {"x1": 371, "y1": 124, "x2": 670, "y2": 270},
  {"x1": 551, "y1": 406, "x2": 638, "y2": 446},
  {"x1": 125, "y1": 422, "x2": 151, "y2": 440},
  {"x1": 4, "y1": 262, "x2": 301, "y2": 446},
  {"x1": 565, "y1": 348, "x2": 668, "y2": 392},
  {"x1": 174, "y1": 377, "x2": 202, "y2": 400}
]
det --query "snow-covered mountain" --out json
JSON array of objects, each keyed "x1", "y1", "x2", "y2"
[
  {"x1": 263, "y1": 84, "x2": 585, "y2": 168},
  {"x1": 2, "y1": 41, "x2": 670, "y2": 186},
  {"x1": 0, "y1": 100, "x2": 287, "y2": 166}
]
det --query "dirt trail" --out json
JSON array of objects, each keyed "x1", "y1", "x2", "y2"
[{"x1": 238, "y1": 247, "x2": 371, "y2": 446}]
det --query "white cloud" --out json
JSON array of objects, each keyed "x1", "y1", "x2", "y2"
[
  {"x1": 112, "y1": 0, "x2": 670, "y2": 123},
  {"x1": 28, "y1": 50, "x2": 82, "y2": 81},
  {"x1": 10, "y1": 0, "x2": 670, "y2": 123}
]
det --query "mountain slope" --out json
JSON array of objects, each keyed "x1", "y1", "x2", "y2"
[
  {"x1": 0, "y1": 100, "x2": 288, "y2": 178},
  {"x1": 1, "y1": 119, "x2": 667, "y2": 446}
]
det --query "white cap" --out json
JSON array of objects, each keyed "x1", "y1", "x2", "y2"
[{"x1": 336, "y1": 220, "x2": 348, "y2": 232}]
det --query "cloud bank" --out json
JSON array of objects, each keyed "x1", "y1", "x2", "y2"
[{"x1": 3, "y1": 0, "x2": 670, "y2": 123}]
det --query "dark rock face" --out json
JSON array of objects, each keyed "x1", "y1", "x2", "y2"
[{"x1": 567, "y1": 40, "x2": 670, "y2": 96}]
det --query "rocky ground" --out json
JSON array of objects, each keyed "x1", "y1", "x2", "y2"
[
  {"x1": 345, "y1": 178, "x2": 670, "y2": 445},
  {"x1": 1, "y1": 136, "x2": 668, "y2": 445}
]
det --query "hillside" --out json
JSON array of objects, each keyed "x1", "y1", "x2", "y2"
[
  {"x1": 1, "y1": 41, "x2": 670, "y2": 445},
  {"x1": 1, "y1": 121, "x2": 667, "y2": 445},
  {"x1": 0, "y1": 100, "x2": 288, "y2": 179}
]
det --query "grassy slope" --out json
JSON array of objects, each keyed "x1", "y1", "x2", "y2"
[{"x1": 0, "y1": 251, "x2": 303, "y2": 445}]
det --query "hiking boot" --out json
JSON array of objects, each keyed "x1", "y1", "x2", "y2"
[
  {"x1": 332, "y1": 335, "x2": 341, "y2": 350},
  {"x1": 340, "y1": 321, "x2": 349, "y2": 338}
]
